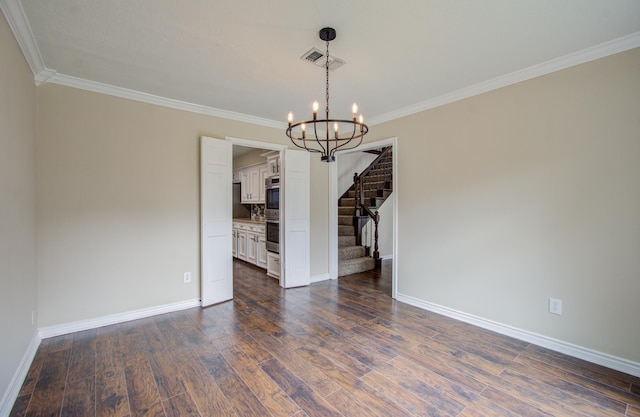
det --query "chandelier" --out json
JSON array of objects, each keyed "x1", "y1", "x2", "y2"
[{"x1": 286, "y1": 27, "x2": 368, "y2": 163}]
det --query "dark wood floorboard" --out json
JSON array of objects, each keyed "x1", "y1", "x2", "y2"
[{"x1": 11, "y1": 260, "x2": 640, "y2": 416}]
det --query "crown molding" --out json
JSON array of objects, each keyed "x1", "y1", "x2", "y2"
[
  {"x1": 368, "y1": 31, "x2": 640, "y2": 126},
  {"x1": 5, "y1": 0, "x2": 638, "y2": 129},
  {"x1": 0, "y1": 0, "x2": 45, "y2": 76},
  {"x1": 47, "y1": 73, "x2": 286, "y2": 129}
]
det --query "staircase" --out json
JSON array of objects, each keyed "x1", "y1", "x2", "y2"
[{"x1": 338, "y1": 148, "x2": 393, "y2": 277}]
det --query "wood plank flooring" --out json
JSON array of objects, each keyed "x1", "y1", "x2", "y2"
[{"x1": 11, "y1": 260, "x2": 640, "y2": 416}]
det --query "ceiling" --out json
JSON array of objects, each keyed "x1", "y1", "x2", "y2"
[{"x1": 7, "y1": 0, "x2": 640, "y2": 127}]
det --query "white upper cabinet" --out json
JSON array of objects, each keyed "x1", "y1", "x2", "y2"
[{"x1": 238, "y1": 163, "x2": 267, "y2": 203}]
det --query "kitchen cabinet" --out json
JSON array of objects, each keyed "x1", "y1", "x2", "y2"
[
  {"x1": 236, "y1": 229, "x2": 248, "y2": 261},
  {"x1": 247, "y1": 231, "x2": 258, "y2": 264},
  {"x1": 256, "y1": 234, "x2": 267, "y2": 269},
  {"x1": 265, "y1": 152, "x2": 280, "y2": 176},
  {"x1": 258, "y1": 164, "x2": 268, "y2": 203},
  {"x1": 232, "y1": 228, "x2": 237, "y2": 257},
  {"x1": 233, "y1": 220, "x2": 266, "y2": 270},
  {"x1": 267, "y1": 252, "x2": 280, "y2": 279},
  {"x1": 239, "y1": 163, "x2": 268, "y2": 203}
]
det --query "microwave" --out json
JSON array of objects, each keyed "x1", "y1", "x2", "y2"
[{"x1": 265, "y1": 176, "x2": 280, "y2": 220}]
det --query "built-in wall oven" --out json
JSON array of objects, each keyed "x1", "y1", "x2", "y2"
[{"x1": 265, "y1": 176, "x2": 280, "y2": 253}]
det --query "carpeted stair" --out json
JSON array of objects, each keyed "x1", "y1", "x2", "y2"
[
  {"x1": 337, "y1": 148, "x2": 393, "y2": 277},
  {"x1": 338, "y1": 199, "x2": 375, "y2": 276}
]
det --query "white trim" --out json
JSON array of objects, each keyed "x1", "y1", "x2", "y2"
[
  {"x1": 0, "y1": 331, "x2": 40, "y2": 417},
  {"x1": 0, "y1": 0, "x2": 46, "y2": 76},
  {"x1": 225, "y1": 136, "x2": 286, "y2": 151},
  {"x1": 368, "y1": 31, "x2": 640, "y2": 126},
  {"x1": 38, "y1": 299, "x2": 200, "y2": 339},
  {"x1": 310, "y1": 273, "x2": 330, "y2": 284},
  {"x1": 328, "y1": 162, "x2": 339, "y2": 280},
  {"x1": 3, "y1": 0, "x2": 638, "y2": 128},
  {"x1": 330, "y1": 137, "x2": 398, "y2": 299},
  {"x1": 380, "y1": 254, "x2": 393, "y2": 261},
  {"x1": 47, "y1": 74, "x2": 286, "y2": 129},
  {"x1": 396, "y1": 293, "x2": 640, "y2": 378}
]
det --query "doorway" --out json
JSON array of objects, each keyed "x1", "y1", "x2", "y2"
[
  {"x1": 200, "y1": 136, "x2": 311, "y2": 307},
  {"x1": 329, "y1": 137, "x2": 398, "y2": 298}
]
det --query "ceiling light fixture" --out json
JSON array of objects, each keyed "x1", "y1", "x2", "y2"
[{"x1": 286, "y1": 27, "x2": 368, "y2": 163}]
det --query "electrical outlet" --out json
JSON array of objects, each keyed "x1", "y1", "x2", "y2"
[
  {"x1": 549, "y1": 298, "x2": 562, "y2": 315},
  {"x1": 183, "y1": 272, "x2": 191, "y2": 283}
]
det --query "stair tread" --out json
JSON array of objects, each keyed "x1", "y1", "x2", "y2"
[{"x1": 338, "y1": 256, "x2": 376, "y2": 276}]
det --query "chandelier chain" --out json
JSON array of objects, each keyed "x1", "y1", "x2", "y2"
[{"x1": 325, "y1": 38, "x2": 330, "y2": 118}]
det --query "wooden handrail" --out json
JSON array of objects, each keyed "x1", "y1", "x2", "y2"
[{"x1": 358, "y1": 146, "x2": 392, "y2": 180}]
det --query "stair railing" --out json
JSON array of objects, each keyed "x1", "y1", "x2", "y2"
[{"x1": 353, "y1": 146, "x2": 392, "y2": 267}]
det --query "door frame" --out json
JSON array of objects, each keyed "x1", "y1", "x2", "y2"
[
  {"x1": 328, "y1": 137, "x2": 398, "y2": 298},
  {"x1": 225, "y1": 137, "x2": 289, "y2": 285}
]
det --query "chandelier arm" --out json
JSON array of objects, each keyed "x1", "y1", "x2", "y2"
[
  {"x1": 286, "y1": 126, "x2": 323, "y2": 154},
  {"x1": 332, "y1": 124, "x2": 368, "y2": 155},
  {"x1": 312, "y1": 119, "x2": 329, "y2": 156},
  {"x1": 331, "y1": 122, "x2": 358, "y2": 154}
]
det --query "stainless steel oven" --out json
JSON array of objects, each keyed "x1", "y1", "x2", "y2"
[
  {"x1": 265, "y1": 176, "x2": 280, "y2": 220},
  {"x1": 265, "y1": 176, "x2": 280, "y2": 253},
  {"x1": 265, "y1": 220, "x2": 279, "y2": 253}
]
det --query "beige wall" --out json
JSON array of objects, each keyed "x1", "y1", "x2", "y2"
[
  {"x1": 232, "y1": 147, "x2": 267, "y2": 169},
  {"x1": 21, "y1": 34, "x2": 640, "y2": 370},
  {"x1": 0, "y1": 11, "x2": 38, "y2": 403},
  {"x1": 369, "y1": 48, "x2": 640, "y2": 363},
  {"x1": 36, "y1": 84, "x2": 331, "y2": 326}
]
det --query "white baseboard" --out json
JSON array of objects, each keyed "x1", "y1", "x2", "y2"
[
  {"x1": 396, "y1": 293, "x2": 640, "y2": 378},
  {"x1": 380, "y1": 254, "x2": 393, "y2": 260},
  {"x1": 39, "y1": 298, "x2": 201, "y2": 339},
  {"x1": 0, "y1": 331, "x2": 41, "y2": 417},
  {"x1": 311, "y1": 273, "x2": 330, "y2": 283}
]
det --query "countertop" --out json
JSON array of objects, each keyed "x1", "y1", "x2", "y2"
[{"x1": 233, "y1": 218, "x2": 266, "y2": 225}]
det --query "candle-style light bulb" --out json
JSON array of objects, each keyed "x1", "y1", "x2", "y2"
[
  {"x1": 334, "y1": 122, "x2": 339, "y2": 139},
  {"x1": 352, "y1": 103, "x2": 358, "y2": 120},
  {"x1": 359, "y1": 114, "x2": 364, "y2": 132},
  {"x1": 287, "y1": 112, "x2": 293, "y2": 126},
  {"x1": 301, "y1": 123, "x2": 306, "y2": 139},
  {"x1": 312, "y1": 101, "x2": 319, "y2": 120}
]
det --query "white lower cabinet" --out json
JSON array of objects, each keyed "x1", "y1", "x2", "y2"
[
  {"x1": 233, "y1": 221, "x2": 266, "y2": 270},
  {"x1": 266, "y1": 252, "x2": 280, "y2": 279},
  {"x1": 236, "y1": 229, "x2": 247, "y2": 261},
  {"x1": 257, "y1": 234, "x2": 267, "y2": 269},
  {"x1": 247, "y1": 232, "x2": 258, "y2": 264}
]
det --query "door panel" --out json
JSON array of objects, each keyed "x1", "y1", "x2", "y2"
[
  {"x1": 200, "y1": 136, "x2": 233, "y2": 306},
  {"x1": 282, "y1": 149, "x2": 310, "y2": 288}
]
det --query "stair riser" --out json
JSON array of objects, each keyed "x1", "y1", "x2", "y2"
[
  {"x1": 338, "y1": 257, "x2": 376, "y2": 277},
  {"x1": 339, "y1": 245, "x2": 366, "y2": 260},
  {"x1": 338, "y1": 225, "x2": 355, "y2": 236},
  {"x1": 338, "y1": 236, "x2": 356, "y2": 247},
  {"x1": 338, "y1": 216, "x2": 352, "y2": 225}
]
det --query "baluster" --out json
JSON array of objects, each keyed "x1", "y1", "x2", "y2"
[{"x1": 373, "y1": 211, "x2": 380, "y2": 268}]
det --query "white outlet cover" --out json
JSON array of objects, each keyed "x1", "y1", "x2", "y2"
[
  {"x1": 549, "y1": 298, "x2": 562, "y2": 315},
  {"x1": 184, "y1": 272, "x2": 192, "y2": 283}
]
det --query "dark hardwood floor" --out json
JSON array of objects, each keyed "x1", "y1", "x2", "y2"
[{"x1": 11, "y1": 260, "x2": 640, "y2": 416}]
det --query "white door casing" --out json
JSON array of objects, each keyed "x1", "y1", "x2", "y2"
[
  {"x1": 330, "y1": 138, "x2": 398, "y2": 298},
  {"x1": 282, "y1": 149, "x2": 310, "y2": 288},
  {"x1": 200, "y1": 136, "x2": 233, "y2": 307}
]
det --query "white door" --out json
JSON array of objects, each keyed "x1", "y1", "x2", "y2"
[
  {"x1": 200, "y1": 136, "x2": 233, "y2": 306},
  {"x1": 282, "y1": 149, "x2": 310, "y2": 288}
]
